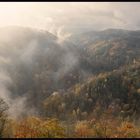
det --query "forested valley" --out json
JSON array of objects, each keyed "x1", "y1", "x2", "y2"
[{"x1": 0, "y1": 27, "x2": 140, "y2": 138}]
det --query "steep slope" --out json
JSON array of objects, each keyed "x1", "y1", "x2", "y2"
[
  {"x1": 44, "y1": 61, "x2": 140, "y2": 121},
  {"x1": 1, "y1": 27, "x2": 140, "y2": 119}
]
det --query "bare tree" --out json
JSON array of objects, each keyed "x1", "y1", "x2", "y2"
[{"x1": 0, "y1": 98, "x2": 9, "y2": 138}]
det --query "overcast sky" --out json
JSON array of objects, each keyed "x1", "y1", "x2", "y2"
[{"x1": 0, "y1": 2, "x2": 140, "y2": 36}]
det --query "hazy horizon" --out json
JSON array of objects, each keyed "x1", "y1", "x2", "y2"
[{"x1": 0, "y1": 2, "x2": 140, "y2": 37}]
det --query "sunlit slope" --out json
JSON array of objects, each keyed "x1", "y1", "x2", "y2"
[{"x1": 44, "y1": 61, "x2": 140, "y2": 120}]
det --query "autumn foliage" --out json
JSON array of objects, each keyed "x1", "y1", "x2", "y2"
[{"x1": 12, "y1": 117, "x2": 65, "y2": 138}]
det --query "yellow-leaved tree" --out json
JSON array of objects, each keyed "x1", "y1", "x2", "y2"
[{"x1": 12, "y1": 117, "x2": 65, "y2": 138}]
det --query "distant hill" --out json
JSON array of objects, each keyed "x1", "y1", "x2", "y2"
[{"x1": 67, "y1": 29, "x2": 140, "y2": 72}]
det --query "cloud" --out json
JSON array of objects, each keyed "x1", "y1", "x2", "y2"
[
  {"x1": 40, "y1": 2, "x2": 140, "y2": 32},
  {"x1": 0, "y1": 2, "x2": 140, "y2": 35}
]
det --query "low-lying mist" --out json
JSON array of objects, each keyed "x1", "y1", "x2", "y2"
[{"x1": 0, "y1": 26, "x2": 90, "y2": 119}]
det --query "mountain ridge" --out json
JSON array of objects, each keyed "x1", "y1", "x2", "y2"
[{"x1": 0, "y1": 26, "x2": 140, "y2": 119}]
